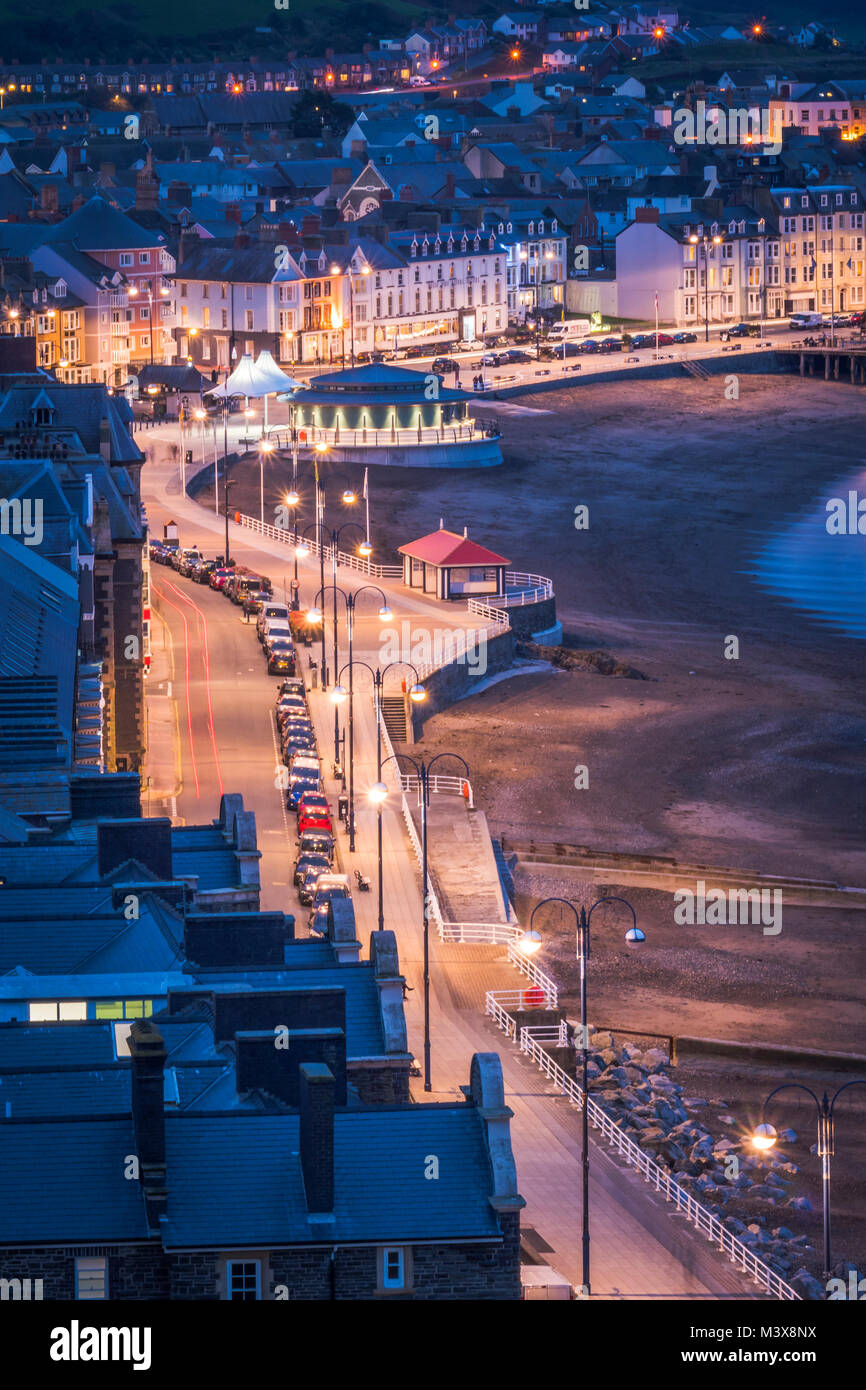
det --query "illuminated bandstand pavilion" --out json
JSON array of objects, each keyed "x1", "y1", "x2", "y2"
[{"x1": 276, "y1": 364, "x2": 503, "y2": 468}]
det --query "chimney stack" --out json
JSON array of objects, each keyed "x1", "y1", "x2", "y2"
[
  {"x1": 299, "y1": 1063, "x2": 335, "y2": 1213},
  {"x1": 129, "y1": 1019, "x2": 168, "y2": 1227}
]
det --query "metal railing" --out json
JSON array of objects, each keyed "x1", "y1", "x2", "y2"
[
  {"x1": 485, "y1": 996, "x2": 799, "y2": 1301},
  {"x1": 236, "y1": 512, "x2": 402, "y2": 579},
  {"x1": 399, "y1": 771, "x2": 474, "y2": 805},
  {"x1": 267, "y1": 421, "x2": 501, "y2": 451}
]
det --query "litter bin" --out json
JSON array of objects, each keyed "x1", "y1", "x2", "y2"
[
  {"x1": 338, "y1": 793, "x2": 349, "y2": 824},
  {"x1": 310, "y1": 661, "x2": 318, "y2": 690}
]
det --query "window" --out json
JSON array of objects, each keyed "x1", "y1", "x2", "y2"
[
  {"x1": 382, "y1": 1248, "x2": 407, "y2": 1290},
  {"x1": 244, "y1": 286, "x2": 253, "y2": 300},
  {"x1": 94, "y1": 1000, "x2": 154, "y2": 1020},
  {"x1": 75, "y1": 1257, "x2": 108, "y2": 1300},
  {"x1": 29, "y1": 1001, "x2": 87, "y2": 1022},
  {"x1": 245, "y1": 310, "x2": 254, "y2": 331},
  {"x1": 139, "y1": 252, "x2": 150, "y2": 264},
  {"x1": 227, "y1": 1260, "x2": 260, "y2": 1300},
  {"x1": 119, "y1": 253, "x2": 133, "y2": 267}
]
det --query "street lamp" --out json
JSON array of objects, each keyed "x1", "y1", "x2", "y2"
[
  {"x1": 520, "y1": 895, "x2": 644, "y2": 1297},
  {"x1": 258, "y1": 436, "x2": 274, "y2": 524},
  {"x1": 336, "y1": 658, "x2": 424, "y2": 873},
  {"x1": 752, "y1": 1079, "x2": 866, "y2": 1290},
  {"x1": 223, "y1": 475, "x2": 237, "y2": 568},
  {"x1": 313, "y1": 523, "x2": 377, "y2": 764},
  {"x1": 375, "y1": 750, "x2": 469, "y2": 1092},
  {"x1": 327, "y1": 598, "x2": 398, "y2": 849},
  {"x1": 689, "y1": 232, "x2": 723, "y2": 342}
]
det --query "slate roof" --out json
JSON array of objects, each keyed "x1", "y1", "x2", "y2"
[
  {"x1": 161, "y1": 1107, "x2": 500, "y2": 1247},
  {"x1": 0, "y1": 1022, "x2": 116, "y2": 1067},
  {"x1": 0, "y1": 1117, "x2": 149, "y2": 1243},
  {"x1": 45, "y1": 195, "x2": 166, "y2": 251}
]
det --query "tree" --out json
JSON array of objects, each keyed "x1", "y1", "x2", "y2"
[{"x1": 289, "y1": 89, "x2": 354, "y2": 139}]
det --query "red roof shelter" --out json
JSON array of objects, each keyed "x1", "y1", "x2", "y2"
[{"x1": 398, "y1": 525, "x2": 510, "y2": 601}]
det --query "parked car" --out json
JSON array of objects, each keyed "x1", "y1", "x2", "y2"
[
  {"x1": 402, "y1": 342, "x2": 432, "y2": 359},
  {"x1": 298, "y1": 859, "x2": 333, "y2": 905},
  {"x1": 432, "y1": 357, "x2": 460, "y2": 374},
  {"x1": 672, "y1": 331, "x2": 698, "y2": 343},
  {"x1": 263, "y1": 621, "x2": 294, "y2": 653},
  {"x1": 209, "y1": 566, "x2": 234, "y2": 590},
  {"x1": 725, "y1": 323, "x2": 752, "y2": 338},
  {"x1": 479, "y1": 351, "x2": 501, "y2": 366},
  {"x1": 296, "y1": 791, "x2": 331, "y2": 826},
  {"x1": 282, "y1": 736, "x2": 317, "y2": 765},
  {"x1": 356, "y1": 350, "x2": 385, "y2": 364},
  {"x1": 295, "y1": 830, "x2": 334, "y2": 865},
  {"x1": 599, "y1": 338, "x2": 622, "y2": 352},
  {"x1": 257, "y1": 603, "x2": 292, "y2": 642},
  {"x1": 500, "y1": 348, "x2": 533, "y2": 363},
  {"x1": 294, "y1": 850, "x2": 332, "y2": 890},
  {"x1": 193, "y1": 559, "x2": 217, "y2": 583},
  {"x1": 243, "y1": 588, "x2": 269, "y2": 617},
  {"x1": 277, "y1": 678, "x2": 306, "y2": 699},
  {"x1": 309, "y1": 874, "x2": 351, "y2": 932},
  {"x1": 268, "y1": 639, "x2": 296, "y2": 676}
]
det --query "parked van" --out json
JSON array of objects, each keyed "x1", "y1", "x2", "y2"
[
  {"x1": 789, "y1": 312, "x2": 823, "y2": 329},
  {"x1": 257, "y1": 603, "x2": 291, "y2": 641},
  {"x1": 546, "y1": 319, "x2": 592, "y2": 343}
]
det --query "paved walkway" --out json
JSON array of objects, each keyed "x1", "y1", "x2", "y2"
[{"x1": 141, "y1": 427, "x2": 766, "y2": 1299}]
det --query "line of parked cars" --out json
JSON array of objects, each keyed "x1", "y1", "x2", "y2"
[{"x1": 275, "y1": 679, "x2": 352, "y2": 929}]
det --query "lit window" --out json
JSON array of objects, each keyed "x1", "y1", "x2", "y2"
[
  {"x1": 75, "y1": 1257, "x2": 108, "y2": 1299},
  {"x1": 29, "y1": 1001, "x2": 87, "y2": 1022}
]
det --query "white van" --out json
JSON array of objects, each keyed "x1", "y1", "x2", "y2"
[
  {"x1": 257, "y1": 602, "x2": 290, "y2": 641},
  {"x1": 789, "y1": 312, "x2": 823, "y2": 329},
  {"x1": 547, "y1": 320, "x2": 592, "y2": 343}
]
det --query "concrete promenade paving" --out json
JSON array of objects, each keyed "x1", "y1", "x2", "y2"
[{"x1": 142, "y1": 427, "x2": 767, "y2": 1299}]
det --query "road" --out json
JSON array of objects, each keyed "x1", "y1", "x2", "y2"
[{"x1": 141, "y1": 424, "x2": 767, "y2": 1299}]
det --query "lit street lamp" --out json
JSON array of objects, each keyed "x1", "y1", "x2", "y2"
[
  {"x1": 689, "y1": 232, "x2": 723, "y2": 343},
  {"x1": 373, "y1": 750, "x2": 469, "y2": 1092},
  {"x1": 335, "y1": 658, "x2": 424, "y2": 867},
  {"x1": 752, "y1": 1079, "x2": 866, "y2": 1290},
  {"x1": 519, "y1": 895, "x2": 644, "y2": 1296}
]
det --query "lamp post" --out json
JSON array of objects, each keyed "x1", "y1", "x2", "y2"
[
  {"x1": 334, "y1": 659, "x2": 424, "y2": 870},
  {"x1": 371, "y1": 751, "x2": 469, "y2": 1092},
  {"x1": 752, "y1": 1079, "x2": 866, "y2": 1290},
  {"x1": 689, "y1": 232, "x2": 722, "y2": 342},
  {"x1": 330, "y1": 260, "x2": 371, "y2": 370},
  {"x1": 309, "y1": 523, "x2": 370, "y2": 768},
  {"x1": 518, "y1": 895, "x2": 645, "y2": 1296},
  {"x1": 223, "y1": 475, "x2": 237, "y2": 568},
  {"x1": 313, "y1": 442, "x2": 329, "y2": 685},
  {"x1": 258, "y1": 436, "x2": 274, "y2": 524}
]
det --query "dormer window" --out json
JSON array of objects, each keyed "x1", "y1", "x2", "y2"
[
  {"x1": 488, "y1": 235, "x2": 494, "y2": 250},
  {"x1": 783, "y1": 195, "x2": 791, "y2": 208},
  {"x1": 551, "y1": 219, "x2": 557, "y2": 231},
  {"x1": 728, "y1": 220, "x2": 736, "y2": 233},
  {"x1": 506, "y1": 221, "x2": 512, "y2": 233},
  {"x1": 711, "y1": 222, "x2": 718, "y2": 235},
  {"x1": 410, "y1": 240, "x2": 418, "y2": 257},
  {"x1": 473, "y1": 236, "x2": 480, "y2": 252},
  {"x1": 539, "y1": 220, "x2": 545, "y2": 234},
  {"x1": 820, "y1": 194, "x2": 828, "y2": 207},
  {"x1": 498, "y1": 222, "x2": 504, "y2": 233},
  {"x1": 801, "y1": 195, "x2": 808, "y2": 207},
  {"x1": 460, "y1": 237, "x2": 467, "y2": 252},
  {"x1": 528, "y1": 221, "x2": 534, "y2": 235}
]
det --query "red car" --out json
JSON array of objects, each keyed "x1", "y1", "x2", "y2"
[
  {"x1": 296, "y1": 792, "x2": 332, "y2": 826},
  {"x1": 209, "y1": 566, "x2": 234, "y2": 590},
  {"x1": 298, "y1": 811, "x2": 332, "y2": 835}
]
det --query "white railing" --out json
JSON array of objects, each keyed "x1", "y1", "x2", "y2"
[
  {"x1": 485, "y1": 999, "x2": 800, "y2": 1301},
  {"x1": 235, "y1": 512, "x2": 402, "y2": 579},
  {"x1": 267, "y1": 421, "x2": 501, "y2": 451},
  {"x1": 520, "y1": 1021, "x2": 570, "y2": 1050},
  {"x1": 400, "y1": 772, "x2": 474, "y2": 805},
  {"x1": 466, "y1": 597, "x2": 510, "y2": 623},
  {"x1": 409, "y1": 621, "x2": 511, "y2": 683}
]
